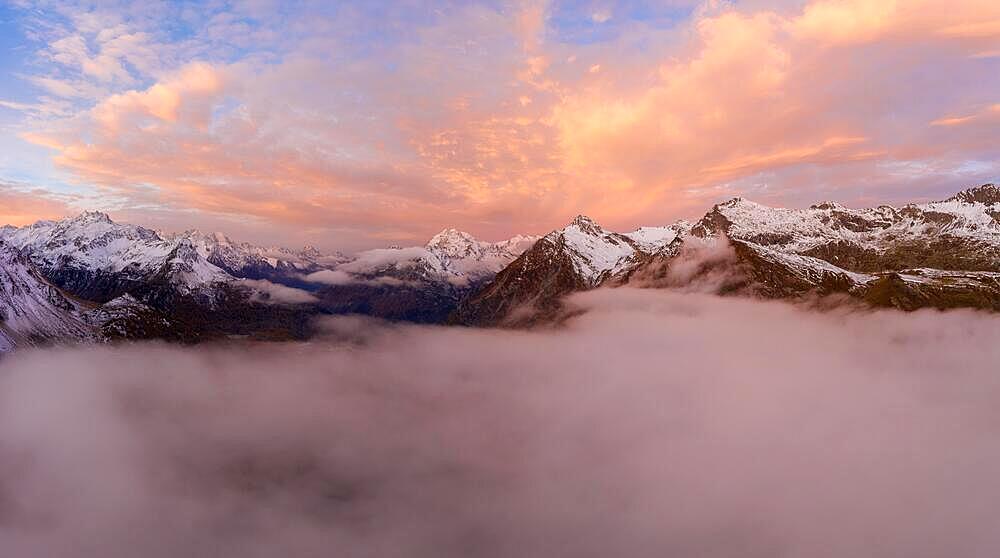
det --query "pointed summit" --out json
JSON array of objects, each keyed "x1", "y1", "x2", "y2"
[
  {"x1": 300, "y1": 245, "x2": 322, "y2": 258},
  {"x1": 74, "y1": 210, "x2": 113, "y2": 224},
  {"x1": 570, "y1": 214, "x2": 598, "y2": 227},
  {"x1": 567, "y1": 214, "x2": 606, "y2": 236},
  {"x1": 718, "y1": 197, "x2": 753, "y2": 209},
  {"x1": 427, "y1": 228, "x2": 482, "y2": 260},
  {"x1": 428, "y1": 228, "x2": 477, "y2": 245},
  {"x1": 811, "y1": 201, "x2": 846, "y2": 210}
]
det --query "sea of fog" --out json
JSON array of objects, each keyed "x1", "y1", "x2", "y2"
[{"x1": 2, "y1": 288, "x2": 1000, "y2": 557}]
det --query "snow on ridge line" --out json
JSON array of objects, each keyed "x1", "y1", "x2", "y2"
[
  {"x1": 0, "y1": 243, "x2": 94, "y2": 349},
  {"x1": 703, "y1": 189, "x2": 1000, "y2": 253},
  {"x1": 536, "y1": 215, "x2": 690, "y2": 284}
]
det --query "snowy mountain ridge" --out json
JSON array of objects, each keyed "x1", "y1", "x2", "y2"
[
  {"x1": 692, "y1": 184, "x2": 1000, "y2": 255},
  {"x1": 451, "y1": 214, "x2": 693, "y2": 326},
  {"x1": 0, "y1": 240, "x2": 93, "y2": 351},
  {"x1": 0, "y1": 212, "x2": 541, "y2": 325},
  {"x1": 455, "y1": 184, "x2": 1000, "y2": 325},
  {"x1": 0, "y1": 212, "x2": 348, "y2": 298},
  {"x1": 537, "y1": 215, "x2": 690, "y2": 286},
  {"x1": 5, "y1": 183, "x2": 1000, "y2": 343}
]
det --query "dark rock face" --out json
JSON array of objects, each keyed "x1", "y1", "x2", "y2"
[
  {"x1": 38, "y1": 265, "x2": 316, "y2": 344},
  {"x1": 690, "y1": 204, "x2": 733, "y2": 239},
  {"x1": 318, "y1": 282, "x2": 468, "y2": 324},
  {"x1": 137, "y1": 285, "x2": 318, "y2": 343},
  {"x1": 451, "y1": 214, "x2": 671, "y2": 327},
  {"x1": 450, "y1": 237, "x2": 592, "y2": 327},
  {"x1": 208, "y1": 260, "x2": 316, "y2": 289},
  {"x1": 729, "y1": 241, "x2": 859, "y2": 299},
  {"x1": 43, "y1": 266, "x2": 149, "y2": 303},
  {"x1": 946, "y1": 183, "x2": 1000, "y2": 205},
  {"x1": 799, "y1": 238, "x2": 1000, "y2": 274},
  {"x1": 827, "y1": 209, "x2": 896, "y2": 233},
  {"x1": 88, "y1": 297, "x2": 175, "y2": 341},
  {"x1": 860, "y1": 272, "x2": 1000, "y2": 312}
]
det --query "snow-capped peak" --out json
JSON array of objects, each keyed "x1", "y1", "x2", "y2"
[
  {"x1": 625, "y1": 222, "x2": 691, "y2": 251},
  {"x1": 73, "y1": 210, "x2": 113, "y2": 224},
  {"x1": 334, "y1": 227, "x2": 539, "y2": 284},
  {"x1": 301, "y1": 245, "x2": 322, "y2": 258},
  {"x1": 568, "y1": 214, "x2": 603, "y2": 235},
  {"x1": 810, "y1": 201, "x2": 846, "y2": 210},
  {"x1": 160, "y1": 239, "x2": 230, "y2": 290},
  {"x1": 689, "y1": 183, "x2": 1000, "y2": 257},
  {"x1": 543, "y1": 216, "x2": 640, "y2": 284},
  {"x1": 426, "y1": 228, "x2": 483, "y2": 260}
]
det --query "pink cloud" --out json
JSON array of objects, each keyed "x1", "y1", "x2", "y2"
[
  {"x1": 11, "y1": 0, "x2": 1000, "y2": 249},
  {"x1": 0, "y1": 186, "x2": 76, "y2": 226}
]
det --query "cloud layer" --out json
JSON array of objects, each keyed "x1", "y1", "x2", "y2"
[
  {"x1": 2, "y1": 289, "x2": 1000, "y2": 556},
  {"x1": 3, "y1": 1, "x2": 1000, "y2": 249},
  {"x1": 238, "y1": 278, "x2": 318, "y2": 304}
]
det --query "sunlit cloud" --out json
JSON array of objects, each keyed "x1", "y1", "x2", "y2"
[
  {"x1": 3, "y1": 0, "x2": 1000, "y2": 250},
  {"x1": 0, "y1": 184, "x2": 77, "y2": 226},
  {"x1": 592, "y1": 9, "x2": 612, "y2": 23}
]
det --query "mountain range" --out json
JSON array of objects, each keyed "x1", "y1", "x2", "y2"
[
  {"x1": 3, "y1": 184, "x2": 1000, "y2": 351},
  {"x1": 456, "y1": 184, "x2": 1000, "y2": 326}
]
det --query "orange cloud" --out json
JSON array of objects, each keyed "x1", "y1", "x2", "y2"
[
  {"x1": 14, "y1": 0, "x2": 1000, "y2": 247},
  {"x1": 939, "y1": 19, "x2": 1000, "y2": 38},
  {"x1": 931, "y1": 115, "x2": 977, "y2": 127},
  {"x1": 91, "y1": 62, "x2": 225, "y2": 134},
  {"x1": 793, "y1": 0, "x2": 899, "y2": 44},
  {"x1": 0, "y1": 187, "x2": 76, "y2": 226},
  {"x1": 931, "y1": 103, "x2": 1000, "y2": 126}
]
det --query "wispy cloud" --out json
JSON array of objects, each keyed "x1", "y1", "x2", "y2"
[{"x1": 4, "y1": 0, "x2": 1000, "y2": 249}]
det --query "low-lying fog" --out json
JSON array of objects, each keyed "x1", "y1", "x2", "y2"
[{"x1": 3, "y1": 288, "x2": 1000, "y2": 557}]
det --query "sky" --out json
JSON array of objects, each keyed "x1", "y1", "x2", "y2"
[{"x1": 0, "y1": 0, "x2": 998, "y2": 252}]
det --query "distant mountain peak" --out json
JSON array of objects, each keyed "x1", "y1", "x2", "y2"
[
  {"x1": 74, "y1": 210, "x2": 113, "y2": 224},
  {"x1": 567, "y1": 215, "x2": 608, "y2": 237},
  {"x1": 300, "y1": 245, "x2": 322, "y2": 257},
  {"x1": 946, "y1": 184, "x2": 1000, "y2": 205},
  {"x1": 428, "y1": 228, "x2": 477, "y2": 245},
  {"x1": 810, "y1": 201, "x2": 846, "y2": 210},
  {"x1": 426, "y1": 228, "x2": 481, "y2": 260},
  {"x1": 570, "y1": 214, "x2": 599, "y2": 227},
  {"x1": 718, "y1": 197, "x2": 754, "y2": 209}
]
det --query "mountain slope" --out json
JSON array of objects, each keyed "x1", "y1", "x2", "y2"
[
  {"x1": 676, "y1": 184, "x2": 1000, "y2": 309},
  {"x1": 0, "y1": 212, "x2": 230, "y2": 301},
  {"x1": 5, "y1": 184, "x2": 1000, "y2": 340},
  {"x1": 457, "y1": 184, "x2": 1000, "y2": 326},
  {"x1": 313, "y1": 228, "x2": 539, "y2": 323},
  {"x1": 691, "y1": 184, "x2": 1000, "y2": 272},
  {"x1": 177, "y1": 230, "x2": 345, "y2": 281},
  {"x1": 452, "y1": 216, "x2": 688, "y2": 326},
  {"x1": 0, "y1": 241, "x2": 94, "y2": 351},
  {"x1": 2, "y1": 212, "x2": 541, "y2": 330},
  {"x1": 0, "y1": 212, "x2": 351, "y2": 303}
]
